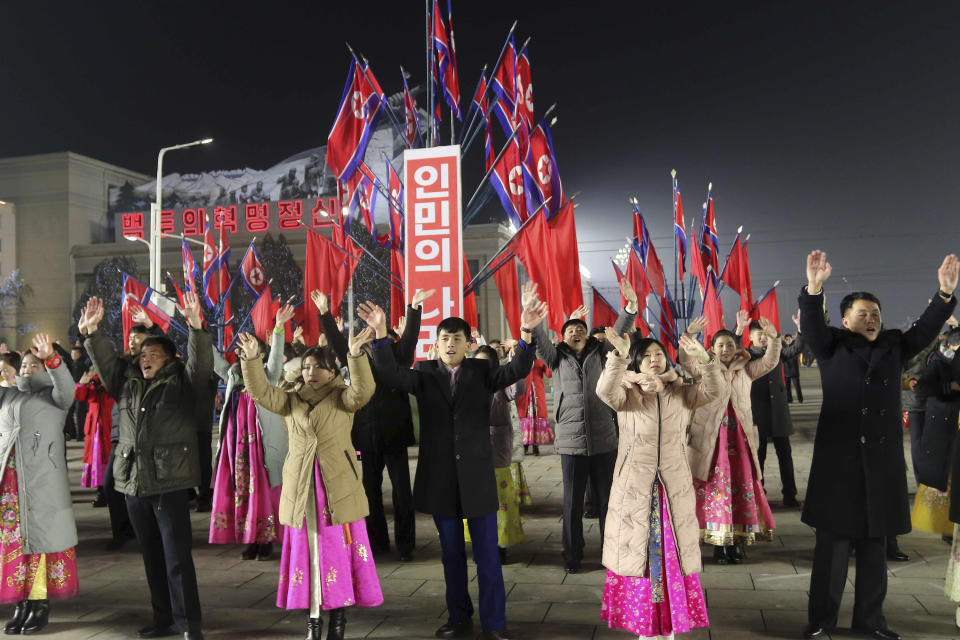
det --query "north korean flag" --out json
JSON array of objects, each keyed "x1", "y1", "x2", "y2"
[
  {"x1": 240, "y1": 242, "x2": 267, "y2": 297},
  {"x1": 632, "y1": 208, "x2": 667, "y2": 299},
  {"x1": 489, "y1": 136, "x2": 526, "y2": 229},
  {"x1": 432, "y1": 0, "x2": 460, "y2": 119},
  {"x1": 201, "y1": 218, "x2": 218, "y2": 308},
  {"x1": 182, "y1": 238, "x2": 199, "y2": 293},
  {"x1": 402, "y1": 73, "x2": 421, "y2": 147},
  {"x1": 490, "y1": 36, "x2": 517, "y2": 130},
  {"x1": 673, "y1": 176, "x2": 687, "y2": 280},
  {"x1": 527, "y1": 118, "x2": 564, "y2": 218},
  {"x1": 326, "y1": 60, "x2": 381, "y2": 181},
  {"x1": 515, "y1": 44, "x2": 534, "y2": 128},
  {"x1": 700, "y1": 190, "x2": 720, "y2": 282},
  {"x1": 386, "y1": 160, "x2": 404, "y2": 250}
]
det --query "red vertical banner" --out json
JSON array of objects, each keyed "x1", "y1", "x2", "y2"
[{"x1": 404, "y1": 145, "x2": 463, "y2": 361}]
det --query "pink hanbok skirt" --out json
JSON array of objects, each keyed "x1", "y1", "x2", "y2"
[
  {"x1": 275, "y1": 459, "x2": 383, "y2": 611},
  {"x1": 0, "y1": 450, "x2": 78, "y2": 604},
  {"x1": 601, "y1": 482, "x2": 709, "y2": 637},
  {"x1": 520, "y1": 391, "x2": 554, "y2": 445},
  {"x1": 209, "y1": 392, "x2": 279, "y2": 545},
  {"x1": 694, "y1": 403, "x2": 775, "y2": 545},
  {"x1": 80, "y1": 420, "x2": 107, "y2": 489}
]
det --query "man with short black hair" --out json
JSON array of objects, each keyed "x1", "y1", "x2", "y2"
[
  {"x1": 800, "y1": 251, "x2": 959, "y2": 640},
  {"x1": 83, "y1": 292, "x2": 212, "y2": 640}
]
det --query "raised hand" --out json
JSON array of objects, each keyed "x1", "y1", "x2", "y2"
[
  {"x1": 427, "y1": 343, "x2": 438, "y2": 360},
  {"x1": 310, "y1": 290, "x2": 329, "y2": 314},
  {"x1": 791, "y1": 310, "x2": 801, "y2": 330},
  {"x1": 679, "y1": 334, "x2": 710, "y2": 364},
  {"x1": 348, "y1": 326, "x2": 374, "y2": 356},
  {"x1": 569, "y1": 305, "x2": 589, "y2": 320},
  {"x1": 411, "y1": 288, "x2": 436, "y2": 309},
  {"x1": 938, "y1": 254, "x2": 959, "y2": 295},
  {"x1": 685, "y1": 316, "x2": 708, "y2": 336},
  {"x1": 948, "y1": 315, "x2": 959, "y2": 329},
  {"x1": 79, "y1": 370, "x2": 94, "y2": 385},
  {"x1": 638, "y1": 373, "x2": 665, "y2": 394},
  {"x1": 735, "y1": 309, "x2": 750, "y2": 334},
  {"x1": 335, "y1": 316, "x2": 344, "y2": 333},
  {"x1": 275, "y1": 304, "x2": 295, "y2": 327},
  {"x1": 292, "y1": 325, "x2": 305, "y2": 345},
  {"x1": 131, "y1": 305, "x2": 153, "y2": 328},
  {"x1": 82, "y1": 297, "x2": 105, "y2": 334},
  {"x1": 806, "y1": 250, "x2": 832, "y2": 294},
  {"x1": 357, "y1": 301, "x2": 387, "y2": 338},
  {"x1": 236, "y1": 332, "x2": 260, "y2": 360},
  {"x1": 520, "y1": 301, "x2": 549, "y2": 331},
  {"x1": 178, "y1": 291, "x2": 203, "y2": 329},
  {"x1": 395, "y1": 316, "x2": 407, "y2": 335},
  {"x1": 521, "y1": 281, "x2": 539, "y2": 310},
  {"x1": 31, "y1": 333, "x2": 54, "y2": 361},
  {"x1": 619, "y1": 278, "x2": 638, "y2": 310},
  {"x1": 757, "y1": 317, "x2": 778, "y2": 339},
  {"x1": 604, "y1": 328, "x2": 630, "y2": 358}
]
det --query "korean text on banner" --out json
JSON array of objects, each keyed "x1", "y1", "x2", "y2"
[{"x1": 404, "y1": 145, "x2": 463, "y2": 361}]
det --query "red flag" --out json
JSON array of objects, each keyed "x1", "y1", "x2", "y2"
[
  {"x1": 402, "y1": 73, "x2": 421, "y2": 146},
  {"x1": 546, "y1": 202, "x2": 584, "y2": 316},
  {"x1": 390, "y1": 248, "x2": 405, "y2": 330},
  {"x1": 167, "y1": 274, "x2": 185, "y2": 308},
  {"x1": 527, "y1": 119, "x2": 564, "y2": 218},
  {"x1": 326, "y1": 60, "x2": 381, "y2": 180},
  {"x1": 201, "y1": 219, "x2": 218, "y2": 307},
  {"x1": 303, "y1": 230, "x2": 362, "y2": 344},
  {"x1": 122, "y1": 274, "x2": 174, "y2": 347},
  {"x1": 689, "y1": 220, "x2": 708, "y2": 296},
  {"x1": 431, "y1": 0, "x2": 460, "y2": 118},
  {"x1": 700, "y1": 194, "x2": 720, "y2": 280},
  {"x1": 462, "y1": 255, "x2": 478, "y2": 329},
  {"x1": 611, "y1": 261, "x2": 651, "y2": 336},
  {"x1": 490, "y1": 36, "x2": 517, "y2": 120},
  {"x1": 702, "y1": 277, "x2": 725, "y2": 347},
  {"x1": 181, "y1": 239, "x2": 199, "y2": 293},
  {"x1": 240, "y1": 243, "x2": 267, "y2": 297},
  {"x1": 217, "y1": 224, "x2": 234, "y2": 361},
  {"x1": 492, "y1": 255, "x2": 522, "y2": 340},
  {"x1": 750, "y1": 286, "x2": 780, "y2": 334},
  {"x1": 510, "y1": 214, "x2": 564, "y2": 333},
  {"x1": 592, "y1": 288, "x2": 619, "y2": 328},
  {"x1": 386, "y1": 162, "x2": 404, "y2": 249},
  {"x1": 632, "y1": 210, "x2": 666, "y2": 299},
  {"x1": 660, "y1": 308, "x2": 677, "y2": 362},
  {"x1": 674, "y1": 179, "x2": 687, "y2": 280},
  {"x1": 720, "y1": 234, "x2": 753, "y2": 313},
  {"x1": 251, "y1": 284, "x2": 276, "y2": 343}
]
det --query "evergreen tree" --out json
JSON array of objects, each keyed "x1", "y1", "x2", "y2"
[
  {"x1": 0, "y1": 270, "x2": 34, "y2": 343},
  {"x1": 71, "y1": 257, "x2": 140, "y2": 348}
]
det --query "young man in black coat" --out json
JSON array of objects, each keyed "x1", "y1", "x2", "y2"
[
  {"x1": 800, "y1": 250, "x2": 958, "y2": 640},
  {"x1": 366, "y1": 284, "x2": 548, "y2": 640}
]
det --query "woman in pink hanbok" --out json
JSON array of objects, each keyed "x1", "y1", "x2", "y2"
[
  {"x1": 596, "y1": 328, "x2": 719, "y2": 638},
  {"x1": 682, "y1": 315, "x2": 780, "y2": 565},
  {"x1": 237, "y1": 324, "x2": 381, "y2": 640}
]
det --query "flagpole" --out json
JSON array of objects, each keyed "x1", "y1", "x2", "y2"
[
  {"x1": 460, "y1": 122, "x2": 522, "y2": 223},
  {"x1": 464, "y1": 251, "x2": 515, "y2": 297},
  {"x1": 456, "y1": 66, "x2": 488, "y2": 145},
  {"x1": 399, "y1": 67, "x2": 427, "y2": 147},
  {"x1": 296, "y1": 221, "x2": 403, "y2": 290},
  {"x1": 350, "y1": 46, "x2": 410, "y2": 146},
  {"x1": 460, "y1": 20, "x2": 518, "y2": 149},
  {"x1": 671, "y1": 170, "x2": 679, "y2": 325},
  {"x1": 425, "y1": 0, "x2": 433, "y2": 147},
  {"x1": 715, "y1": 226, "x2": 742, "y2": 285}
]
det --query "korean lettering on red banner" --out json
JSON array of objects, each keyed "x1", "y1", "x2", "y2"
[{"x1": 404, "y1": 145, "x2": 463, "y2": 361}]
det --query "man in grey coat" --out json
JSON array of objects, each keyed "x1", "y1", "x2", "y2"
[
  {"x1": 534, "y1": 279, "x2": 637, "y2": 573},
  {"x1": 83, "y1": 293, "x2": 211, "y2": 640}
]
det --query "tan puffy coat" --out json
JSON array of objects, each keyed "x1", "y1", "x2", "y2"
[
  {"x1": 596, "y1": 354, "x2": 723, "y2": 577},
  {"x1": 241, "y1": 352, "x2": 375, "y2": 528},
  {"x1": 681, "y1": 338, "x2": 781, "y2": 482}
]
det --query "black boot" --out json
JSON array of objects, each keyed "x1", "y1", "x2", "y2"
[
  {"x1": 257, "y1": 542, "x2": 273, "y2": 561},
  {"x1": 20, "y1": 600, "x2": 48, "y2": 635},
  {"x1": 713, "y1": 545, "x2": 729, "y2": 565},
  {"x1": 327, "y1": 609, "x2": 346, "y2": 640},
  {"x1": 305, "y1": 617, "x2": 322, "y2": 640},
  {"x1": 4, "y1": 600, "x2": 27, "y2": 635},
  {"x1": 241, "y1": 543, "x2": 258, "y2": 560}
]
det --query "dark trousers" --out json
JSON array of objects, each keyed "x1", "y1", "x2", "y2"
[
  {"x1": 907, "y1": 411, "x2": 925, "y2": 484},
  {"x1": 196, "y1": 431, "x2": 213, "y2": 502},
  {"x1": 809, "y1": 529, "x2": 887, "y2": 631},
  {"x1": 104, "y1": 442, "x2": 134, "y2": 541},
  {"x1": 785, "y1": 376, "x2": 803, "y2": 403},
  {"x1": 125, "y1": 490, "x2": 202, "y2": 634},
  {"x1": 757, "y1": 436, "x2": 798, "y2": 499},
  {"x1": 434, "y1": 512, "x2": 505, "y2": 632},
  {"x1": 362, "y1": 446, "x2": 415, "y2": 554},
  {"x1": 560, "y1": 451, "x2": 616, "y2": 565}
]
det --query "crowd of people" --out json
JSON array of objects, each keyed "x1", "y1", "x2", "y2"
[{"x1": 2, "y1": 250, "x2": 960, "y2": 639}]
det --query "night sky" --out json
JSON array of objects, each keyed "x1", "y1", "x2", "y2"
[{"x1": 4, "y1": 1, "x2": 959, "y2": 327}]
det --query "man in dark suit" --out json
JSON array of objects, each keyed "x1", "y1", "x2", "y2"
[
  {"x1": 800, "y1": 250, "x2": 958, "y2": 640},
  {"x1": 365, "y1": 285, "x2": 548, "y2": 640}
]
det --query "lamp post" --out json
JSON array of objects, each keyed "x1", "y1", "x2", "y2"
[{"x1": 150, "y1": 138, "x2": 212, "y2": 290}]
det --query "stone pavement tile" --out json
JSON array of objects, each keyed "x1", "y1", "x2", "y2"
[
  {"x1": 871, "y1": 575, "x2": 948, "y2": 595},
  {"x1": 698, "y1": 571, "x2": 754, "y2": 589},
  {"x1": 378, "y1": 576, "x2": 428, "y2": 597},
  {"x1": 412, "y1": 578, "x2": 479, "y2": 601},
  {"x1": 706, "y1": 587, "x2": 808, "y2": 611},
  {"x1": 888, "y1": 557, "x2": 952, "y2": 579},
  {"x1": 508, "y1": 582, "x2": 603, "y2": 604},
  {"x1": 505, "y1": 601, "x2": 550, "y2": 623},
  {"x1": 363, "y1": 614, "x2": 452, "y2": 639},
  {"x1": 559, "y1": 567, "x2": 608, "y2": 586},
  {"x1": 507, "y1": 621, "x2": 598, "y2": 639},
  {"x1": 542, "y1": 601, "x2": 602, "y2": 625},
  {"x1": 500, "y1": 564, "x2": 568, "y2": 584},
  {"x1": 707, "y1": 607, "x2": 765, "y2": 631},
  {"x1": 751, "y1": 572, "x2": 815, "y2": 591},
  {"x1": 761, "y1": 607, "x2": 810, "y2": 635},
  {"x1": 594, "y1": 625, "x2": 710, "y2": 639},
  {"x1": 707, "y1": 629, "x2": 792, "y2": 640},
  {"x1": 916, "y1": 593, "x2": 958, "y2": 616},
  {"x1": 383, "y1": 562, "x2": 446, "y2": 581},
  {"x1": 882, "y1": 612, "x2": 959, "y2": 638}
]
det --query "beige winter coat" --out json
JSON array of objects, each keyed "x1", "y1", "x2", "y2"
[
  {"x1": 241, "y1": 352, "x2": 375, "y2": 528},
  {"x1": 596, "y1": 354, "x2": 723, "y2": 577},
  {"x1": 681, "y1": 338, "x2": 781, "y2": 482}
]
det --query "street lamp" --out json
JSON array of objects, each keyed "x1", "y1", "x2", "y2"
[{"x1": 151, "y1": 138, "x2": 213, "y2": 290}]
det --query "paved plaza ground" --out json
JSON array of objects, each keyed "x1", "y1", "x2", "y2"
[{"x1": 33, "y1": 368, "x2": 960, "y2": 639}]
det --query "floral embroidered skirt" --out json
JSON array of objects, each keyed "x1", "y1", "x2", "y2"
[
  {"x1": 80, "y1": 418, "x2": 110, "y2": 489},
  {"x1": 465, "y1": 466, "x2": 525, "y2": 548},
  {"x1": 511, "y1": 462, "x2": 532, "y2": 507},
  {"x1": 520, "y1": 417, "x2": 554, "y2": 445},
  {"x1": 601, "y1": 481, "x2": 709, "y2": 637},
  {"x1": 210, "y1": 392, "x2": 279, "y2": 545},
  {"x1": 694, "y1": 403, "x2": 775, "y2": 546},
  {"x1": 945, "y1": 524, "x2": 960, "y2": 601},
  {"x1": 276, "y1": 458, "x2": 383, "y2": 611},
  {"x1": 912, "y1": 483, "x2": 952, "y2": 537},
  {"x1": 0, "y1": 450, "x2": 78, "y2": 603}
]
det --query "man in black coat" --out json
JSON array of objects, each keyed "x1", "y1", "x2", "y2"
[
  {"x1": 800, "y1": 250, "x2": 958, "y2": 640},
  {"x1": 368, "y1": 287, "x2": 548, "y2": 640},
  {"x1": 745, "y1": 318, "x2": 804, "y2": 508},
  {"x1": 783, "y1": 333, "x2": 804, "y2": 402}
]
